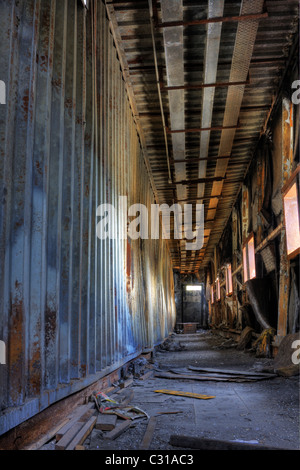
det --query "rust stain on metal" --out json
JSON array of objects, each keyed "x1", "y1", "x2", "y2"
[
  {"x1": 8, "y1": 296, "x2": 24, "y2": 401},
  {"x1": 126, "y1": 239, "x2": 132, "y2": 278},
  {"x1": 21, "y1": 90, "x2": 30, "y2": 119},
  {"x1": 44, "y1": 307, "x2": 57, "y2": 347}
]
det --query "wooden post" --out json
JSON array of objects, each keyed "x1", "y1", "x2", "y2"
[
  {"x1": 232, "y1": 208, "x2": 239, "y2": 326},
  {"x1": 277, "y1": 98, "x2": 293, "y2": 338},
  {"x1": 242, "y1": 185, "x2": 249, "y2": 305},
  {"x1": 256, "y1": 150, "x2": 264, "y2": 245},
  {"x1": 242, "y1": 184, "x2": 249, "y2": 244},
  {"x1": 213, "y1": 247, "x2": 218, "y2": 325}
]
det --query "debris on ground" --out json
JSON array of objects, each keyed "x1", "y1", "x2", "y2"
[
  {"x1": 38, "y1": 331, "x2": 299, "y2": 451},
  {"x1": 187, "y1": 366, "x2": 277, "y2": 381},
  {"x1": 156, "y1": 336, "x2": 186, "y2": 352},
  {"x1": 103, "y1": 420, "x2": 132, "y2": 441},
  {"x1": 154, "y1": 366, "x2": 276, "y2": 382},
  {"x1": 154, "y1": 389, "x2": 215, "y2": 400},
  {"x1": 252, "y1": 328, "x2": 276, "y2": 358},
  {"x1": 54, "y1": 404, "x2": 97, "y2": 450},
  {"x1": 212, "y1": 337, "x2": 237, "y2": 350},
  {"x1": 127, "y1": 357, "x2": 149, "y2": 377},
  {"x1": 92, "y1": 390, "x2": 149, "y2": 421},
  {"x1": 139, "y1": 416, "x2": 157, "y2": 450},
  {"x1": 236, "y1": 326, "x2": 254, "y2": 351}
]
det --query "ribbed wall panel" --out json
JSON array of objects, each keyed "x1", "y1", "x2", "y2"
[{"x1": 0, "y1": 0, "x2": 176, "y2": 435}]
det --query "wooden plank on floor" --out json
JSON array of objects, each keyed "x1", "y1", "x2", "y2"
[
  {"x1": 114, "y1": 389, "x2": 134, "y2": 405},
  {"x1": 103, "y1": 420, "x2": 132, "y2": 440},
  {"x1": 65, "y1": 416, "x2": 97, "y2": 451},
  {"x1": 139, "y1": 417, "x2": 157, "y2": 450},
  {"x1": 155, "y1": 372, "x2": 262, "y2": 382},
  {"x1": 139, "y1": 370, "x2": 154, "y2": 381},
  {"x1": 154, "y1": 389, "x2": 215, "y2": 400},
  {"x1": 188, "y1": 366, "x2": 276, "y2": 378},
  {"x1": 56, "y1": 403, "x2": 95, "y2": 441},
  {"x1": 23, "y1": 419, "x2": 70, "y2": 450},
  {"x1": 96, "y1": 414, "x2": 118, "y2": 431},
  {"x1": 119, "y1": 378, "x2": 133, "y2": 389},
  {"x1": 55, "y1": 422, "x2": 85, "y2": 450}
]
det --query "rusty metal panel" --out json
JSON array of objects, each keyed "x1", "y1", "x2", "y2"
[{"x1": 0, "y1": 0, "x2": 176, "y2": 436}]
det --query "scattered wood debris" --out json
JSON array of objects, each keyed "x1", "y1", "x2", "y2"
[
  {"x1": 119, "y1": 377, "x2": 134, "y2": 389},
  {"x1": 23, "y1": 419, "x2": 69, "y2": 451},
  {"x1": 114, "y1": 389, "x2": 135, "y2": 405},
  {"x1": 96, "y1": 414, "x2": 117, "y2": 431},
  {"x1": 154, "y1": 389, "x2": 215, "y2": 400},
  {"x1": 154, "y1": 365, "x2": 276, "y2": 383},
  {"x1": 55, "y1": 422, "x2": 86, "y2": 450},
  {"x1": 236, "y1": 327, "x2": 254, "y2": 351},
  {"x1": 56, "y1": 403, "x2": 95, "y2": 441},
  {"x1": 139, "y1": 417, "x2": 157, "y2": 450},
  {"x1": 187, "y1": 366, "x2": 277, "y2": 380},
  {"x1": 155, "y1": 371, "x2": 252, "y2": 382},
  {"x1": 139, "y1": 370, "x2": 154, "y2": 381},
  {"x1": 156, "y1": 336, "x2": 186, "y2": 352},
  {"x1": 55, "y1": 403, "x2": 96, "y2": 450},
  {"x1": 103, "y1": 420, "x2": 132, "y2": 440},
  {"x1": 65, "y1": 416, "x2": 97, "y2": 450}
]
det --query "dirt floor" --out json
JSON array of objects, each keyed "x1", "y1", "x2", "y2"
[
  {"x1": 42, "y1": 330, "x2": 300, "y2": 451},
  {"x1": 88, "y1": 330, "x2": 300, "y2": 451}
]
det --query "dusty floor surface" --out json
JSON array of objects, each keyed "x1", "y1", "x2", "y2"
[
  {"x1": 87, "y1": 330, "x2": 300, "y2": 451},
  {"x1": 43, "y1": 330, "x2": 300, "y2": 451}
]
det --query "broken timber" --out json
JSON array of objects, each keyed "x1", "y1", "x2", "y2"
[
  {"x1": 55, "y1": 422, "x2": 86, "y2": 451},
  {"x1": 154, "y1": 390, "x2": 215, "y2": 400},
  {"x1": 154, "y1": 371, "x2": 275, "y2": 382},
  {"x1": 103, "y1": 420, "x2": 132, "y2": 440},
  {"x1": 55, "y1": 404, "x2": 96, "y2": 450},
  {"x1": 139, "y1": 417, "x2": 157, "y2": 450},
  {"x1": 187, "y1": 366, "x2": 276, "y2": 378},
  {"x1": 65, "y1": 416, "x2": 97, "y2": 451},
  {"x1": 96, "y1": 414, "x2": 118, "y2": 431},
  {"x1": 56, "y1": 403, "x2": 95, "y2": 441}
]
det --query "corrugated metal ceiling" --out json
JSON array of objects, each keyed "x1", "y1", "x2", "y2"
[{"x1": 106, "y1": 0, "x2": 299, "y2": 274}]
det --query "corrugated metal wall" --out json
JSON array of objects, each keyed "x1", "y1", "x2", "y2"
[{"x1": 0, "y1": 0, "x2": 176, "y2": 435}]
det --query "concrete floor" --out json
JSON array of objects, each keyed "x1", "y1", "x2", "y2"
[{"x1": 84, "y1": 330, "x2": 300, "y2": 451}]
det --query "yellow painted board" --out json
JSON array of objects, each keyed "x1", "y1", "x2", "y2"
[{"x1": 154, "y1": 390, "x2": 215, "y2": 400}]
